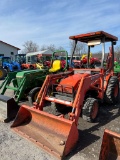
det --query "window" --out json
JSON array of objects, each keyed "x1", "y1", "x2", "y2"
[
  {"x1": 76, "y1": 57, "x2": 80, "y2": 60},
  {"x1": 28, "y1": 56, "x2": 31, "y2": 62},
  {"x1": 11, "y1": 52, "x2": 14, "y2": 55},
  {"x1": 3, "y1": 57, "x2": 11, "y2": 63},
  {"x1": 0, "y1": 54, "x2": 4, "y2": 56}
]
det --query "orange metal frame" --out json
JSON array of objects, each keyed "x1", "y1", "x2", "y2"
[
  {"x1": 34, "y1": 67, "x2": 110, "y2": 124},
  {"x1": 99, "y1": 129, "x2": 120, "y2": 160}
]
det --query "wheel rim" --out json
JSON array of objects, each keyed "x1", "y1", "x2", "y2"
[
  {"x1": 114, "y1": 84, "x2": 118, "y2": 98},
  {"x1": 91, "y1": 102, "x2": 98, "y2": 119},
  {"x1": 33, "y1": 92, "x2": 39, "y2": 102},
  {"x1": 0, "y1": 70, "x2": 3, "y2": 78}
]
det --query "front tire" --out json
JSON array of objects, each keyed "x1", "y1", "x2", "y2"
[
  {"x1": 82, "y1": 98, "x2": 99, "y2": 122},
  {"x1": 28, "y1": 87, "x2": 41, "y2": 105},
  {"x1": 0, "y1": 68, "x2": 7, "y2": 80}
]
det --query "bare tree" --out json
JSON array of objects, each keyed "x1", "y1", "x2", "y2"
[
  {"x1": 40, "y1": 44, "x2": 65, "y2": 52},
  {"x1": 21, "y1": 41, "x2": 65, "y2": 54},
  {"x1": 93, "y1": 51, "x2": 102, "y2": 60},
  {"x1": 21, "y1": 40, "x2": 39, "y2": 54},
  {"x1": 115, "y1": 45, "x2": 120, "y2": 54},
  {"x1": 70, "y1": 40, "x2": 87, "y2": 55},
  {"x1": 40, "y1": 45, "x2": 47, "y2": 51},
  {"x1": 115, "y1": 45, "x2": 120, "y2": 61},
  {"x1": 57, "y1": 46, "x2": 65, "y2": 51},
  {"x1": 47, "y1": 44, "x2": 56, "y2": 52}
]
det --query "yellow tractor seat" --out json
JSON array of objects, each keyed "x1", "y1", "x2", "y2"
[{"x1": 49, "y1": 60, "x2": 61, "y2": 72}]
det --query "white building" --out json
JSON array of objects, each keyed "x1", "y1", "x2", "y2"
[{"x1": 0, "y1": 40, "x2": 20, "y2": 61}]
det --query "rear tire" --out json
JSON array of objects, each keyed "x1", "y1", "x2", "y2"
[
  {"x1": 105, "y1": 76, "x2": 119, "y2": 104},
  {"x1": 28, "y1": 87, "x2": 41, "y2": 104},
  {"x1": 82, "y1": 98, "x2": 99, "y2": 122},
  {"x1": 0, "y1": 68, "x2": 7, "y2": 80}
]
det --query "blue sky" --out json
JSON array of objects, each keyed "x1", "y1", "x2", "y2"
[{"x1": 0, "y1": 0, "x2": 120, "y2": 53}]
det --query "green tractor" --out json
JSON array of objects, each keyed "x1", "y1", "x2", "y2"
[
  {"x1": 0, "y1": 50, "x2": 68, "y2": 122},
  {"x1": 104, "y1": 56, "x2": 120, "y2": 74},
  {"x1": 114, "y1": 61, "x2": 120, "y2": 73}
]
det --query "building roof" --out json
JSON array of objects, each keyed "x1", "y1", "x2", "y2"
[
  {"x1": 26, "y1": 49, "x2": 53, "y2": 56},
  {"x1": 0, "y1": 40, "x2": 20, "y2": 50}
]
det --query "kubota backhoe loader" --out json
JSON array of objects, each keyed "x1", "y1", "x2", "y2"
[
  {"x1": 99, "y1": 129, "x2": 120, "y2": 160},
  {"x1": 0, "y1": 50, "x2": 68, "y2": 122},
  {"x1": 11, "y1": 31, "x2": 120, "y2": 159}
]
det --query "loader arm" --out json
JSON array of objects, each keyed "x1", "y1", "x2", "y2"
[
  {"x1": 35, "y1": 71, "x2": 74, "y2": 109},
  {"x1": 0, "y1": 71, "x2": 18, "y2": 95},
  {"x1": 34, "y1": 75, "x2": 51, "y2": 109},
  {"x1": 71, "y1": 73, "x2": 104, "y2": 123}
]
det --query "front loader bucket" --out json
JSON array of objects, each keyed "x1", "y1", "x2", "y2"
[
  {"x1": 0, "y1": 95, "x2": 19, "y2": 122},
  {"x1": 11, "y1": 105, "x2": 79, "y2": 159},
  {"x1": 99, "y1": 129, "x2": 120, "y2": 160}
]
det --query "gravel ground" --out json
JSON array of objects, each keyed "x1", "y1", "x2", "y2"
[{"x1": 0, "y1": 80, "x2": 120, "y2": 160}]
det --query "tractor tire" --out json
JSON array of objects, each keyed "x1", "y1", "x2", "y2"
[
  {"x1": 28, "y1": 87, "x2": 41, "y2": 104},
  {"x1": 105, "y1": 76, "x2": 119, "y2": 104},
  {"x1": 4, "y1": 66, "x2": 11, "y2": 72},
  {"x1": 7, "y1": 68, "x2": 11, "y2": 72},
  {"x1": 0, "y1": 68, "x2": 7, "y2": 80},
  {"x1": 82, "y1": 98, "x2": 99, "y2": 122}
]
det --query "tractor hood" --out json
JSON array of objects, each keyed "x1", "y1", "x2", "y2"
[
  {"x1": 4, "y1": 62, "x2": 12, "y2": 66},
  {"x1": 4, "y1": 62, "x2": 17, "y2": 67},
  {"x1": 12, "y1": 61, "x2": 19, "y2": 65},
  {"x1": 56, "y1": 73, "x2": 90, "y2": 93},
  {"x1": 16, "y1": 69, "x2": 47, "y2": 78},
  {"x1": 4, "y1": 62, "x2": 21, "y2": 71}
]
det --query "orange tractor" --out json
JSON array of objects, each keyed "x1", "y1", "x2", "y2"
[
  {"x1": 80, "y1": 53, "x2": 101, "y2": 68},
  {"x1": 11, "y1": 31, "x2": 120, "y2": 159}
]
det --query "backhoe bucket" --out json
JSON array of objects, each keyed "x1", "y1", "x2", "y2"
[
  {"x1": 11, "y1": 105, "x2": 79, "y2": 159},
  {"x1": 0, "y1": 95, "x2": 19, "y2": 122},
  {"x1": 99, "y1": 129, "x2": 120, "y2": 160}
]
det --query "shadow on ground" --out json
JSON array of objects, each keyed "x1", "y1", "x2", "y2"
[{"x1": 66, "y1": 103, "x2": 120, "y2": 160}]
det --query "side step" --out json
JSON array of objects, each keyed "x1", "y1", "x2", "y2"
[{"x1": 0, "y1": 94, "x2": 19, "y2": 123}]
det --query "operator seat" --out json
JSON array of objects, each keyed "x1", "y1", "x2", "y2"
[{"x1": 49, "y1": 60, "x2": 61, "y2": 72}]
